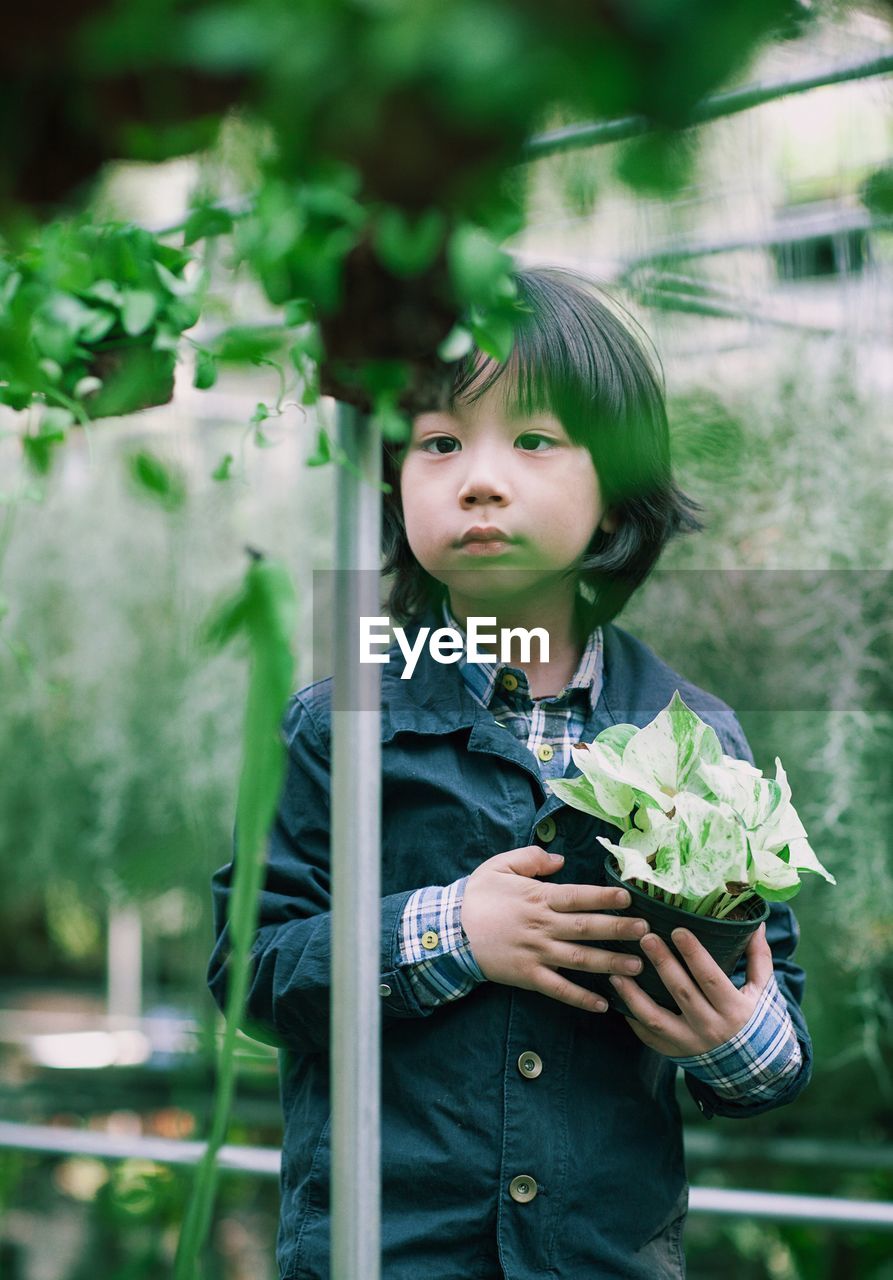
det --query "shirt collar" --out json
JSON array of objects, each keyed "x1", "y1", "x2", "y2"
[{"x1": 440, "y1": 596, "x2": 603, "y2": 712}]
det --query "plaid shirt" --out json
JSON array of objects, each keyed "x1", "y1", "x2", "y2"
[{"x1": 396, "y1": 599, "x2": 802, "y2": 1103}]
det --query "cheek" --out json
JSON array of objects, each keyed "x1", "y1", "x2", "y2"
[
  {"x1": 553, "y1": 456, "x2": 602, "y2": 528},
  {"x1": 397, "y1": 468, "x2": 434, "y2": 551}
]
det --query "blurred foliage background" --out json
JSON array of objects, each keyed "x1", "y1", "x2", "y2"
[{"x1": 1, "y1": 0, "x2": 893, "y2": 1277}]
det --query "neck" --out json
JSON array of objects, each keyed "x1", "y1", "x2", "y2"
[{"x1": 446, "y1": 580, "x2": 586, "y2": 693}]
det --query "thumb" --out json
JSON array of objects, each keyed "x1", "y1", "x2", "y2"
[
  {"x1": 746, "y1": 921, "x2": 773, "y2": 988},
  {"x1": 500, "y1": 845, "x2": 564, "y2": 878}
]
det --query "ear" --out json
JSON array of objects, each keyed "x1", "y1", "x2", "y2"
[{"x1": 598, "y1": 511, "x2": 618, "y2": 535}]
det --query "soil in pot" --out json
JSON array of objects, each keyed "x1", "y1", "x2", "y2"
[{"x1": 595, "y1": 853, "x2": 769, "y2": 1019}]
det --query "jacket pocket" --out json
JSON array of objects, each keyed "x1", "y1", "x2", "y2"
[{"x1": 634, "y1": 1179, "x2": 689, "y2": 1279}]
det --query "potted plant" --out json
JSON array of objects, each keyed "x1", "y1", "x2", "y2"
[
  {"x1": 546, "y1": 692, "x2": 836, "y2": 1015},
  {"x1": 1, "y1": 220, "x2": 205, "y2": 455}
]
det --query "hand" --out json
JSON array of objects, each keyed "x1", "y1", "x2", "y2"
[
  {"x1": 461, "y1": 846, "x2": 651, "y2": 1015},
  {"x1": 608, "y1": 922, "x2": 773, "y2": 1057}
]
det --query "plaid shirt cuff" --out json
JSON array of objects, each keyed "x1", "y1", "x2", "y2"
[
  {"x1": 397, "y1": 877, "x2": 487, "y2": 1009},
  {"x1": 669, "y1": 971, "x2": 803, "y2": 1102}
]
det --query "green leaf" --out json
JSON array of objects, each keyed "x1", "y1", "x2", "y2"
[
  {"x1": 38, "y1": 358, "x2": 63, "y2": 384},
  {"x1": 373, "y1": 206, "x2": 445, "y2": 277},
  {"x1": 287, "y1": 323, "x2": 323, "y2": 364},
  {"x1": 674, "y1": 794, "x2": 750, "y2": 897},
  {"x1": 73, "y1": 375, "x2": 103, "y2": 400},
  {"x1": 127, "y1": 450, "x2": 187, "y2": 512},
  {"x1": 594, "y1": 723, "x2": 639, "y2": 758},
  {"x1": 213, "y1": 326, "x2": 285, "y2": 363},
  {"x1": 22, "y1": 411, "x2": 71, "y2": 475},
  {"x1": 154, "y1": 260, "x2": 195, "y2": 299},
  {"x1": 179, "y1": 551, "x2": 295, "y2": 1277},
  {"x1": 284, "y1": 298, "x2": 314, "y2": 326},
  {"x1": 861, "y1": 166, "x2": 893, "y2": 217},
  {"x1": 194, "y1": 351, "x2": 218, "y2": 390},
  {"x1": 437, "y1": 325, "x2": 474, "y2": 363},
  {"x1": 621, "y1": 690, "x2": 721, "y2": 802},
  {"x1": 121, "y1": 290, "x2": 159, "y2": 337},
  {"x1": 183, "y1": 204, "x2": 235, "y2": 247},
  {"x1": 250, "y1": 403, "x2": 269, "y2": 424},
  {"x1": 305, "y1": 427, "x2": 333, "y2": 467},
  {"x1": 545, "y1": 775, "x2": 631, "y2": 831},
  {"x1": 212, "y1": 453, "x2": 234, "y2": 482},
  {"x1": 84, "y1": 280, "x2": 123, "y2": 308},
  {"x1": 32, "y1": 293, "x2": 97, "y2": 364},
  {"x1": 447, "y1": 224, "x2": 513, "y2": 305},
  {"x1": 469, "y1": 315, "x2": 515, "y2": 363},
  {"x1": 372, "y1": 400, "x2": 411, "y2": 444},
  {"x1": 152, "y1": 327, "x2": 182, "y2": 354},
  {"x1": 361, "y1": 360, "x2": 409, "y2": 397}
]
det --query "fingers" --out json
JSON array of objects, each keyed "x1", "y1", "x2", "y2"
[
  {"x1": 558, "y1": 941, "x2": 646, "y2": 977},
  {"x1": 647, "y1": 928, "x2": 746, "y2": 1017},
  {"x1": 608, "y1": 974, "x2": 681, "y2": 1043},
  {"x1": 550, "y1": 884, "x2": 634, "y2": 913},
  {"x1": 636, "y1": 931, "x2": 716, "y2": 1020},
  {"x1": 538, "y1": 970, "x2": 609, "y2": 1015}
]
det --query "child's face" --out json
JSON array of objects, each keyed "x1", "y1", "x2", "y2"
[{"x1": 401, "y1": 380, "x2": 613, "y2": 611}]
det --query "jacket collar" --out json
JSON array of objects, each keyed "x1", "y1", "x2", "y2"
[
  {"x1": 380, "y1": 604, "x2": 633, "y2": 797},
  {"x1": 439, "y1": 597, "x2": 604, "y2": 714}
]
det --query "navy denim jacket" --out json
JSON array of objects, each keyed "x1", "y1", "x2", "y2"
[{"x1": 208, "y1": 607, "x2": 813, "y2": 1280}]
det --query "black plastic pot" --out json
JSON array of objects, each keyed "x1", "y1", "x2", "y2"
[{"x1": 595, "y1": 854, "x2": 769, "y2": 1018}]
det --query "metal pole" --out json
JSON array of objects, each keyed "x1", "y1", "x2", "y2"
[
  {"x1": 331, "y1": 401, "x2": 382, "y2": 1280},
  {"x1": 689, "y1": 1185, "x2": 893, "y2": 1229},
  {"x1": 524, "y1": 50, "x2": 893, "y2": 158},
  {"x1": 107, "y1": 905, "x2": 142, "y2": 1021}
]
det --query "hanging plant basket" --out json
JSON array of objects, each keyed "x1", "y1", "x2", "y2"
[{"x1": 81, "y1": 340, "x2": 177, "y2": 419}]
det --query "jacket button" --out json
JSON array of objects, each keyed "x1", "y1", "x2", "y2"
[
  {"x1": 518, "y1": 1051, "x2": 543, "y2": 1079},
  {"x1": 421, "y1": 930, "x2": 439, "y2": 951},
  {"x1": 536, "y1": 744, "x2": 554, "y2": 762},
  {"x1": 509, "y1": 1175, "x2": 538, "y2": 1203},
  {"x1": 501, "y1": 671, "x2": 519, "y2": 692},
  {"x1": 379, "y1": 984, "x2": 392, "y2": 997},
  {"x1": 535, "y1": 816, "x2": 557, "y2": 843}
]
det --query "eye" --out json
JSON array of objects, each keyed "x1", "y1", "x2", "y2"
[
  {"x1": 516, "y1": 433, "x2": 555, "y2": 451},
  {"x1": 419, "y1": 435, "x2": 460, "y2": 454},
  {"x1": 417, "y1": 432, "x2": 556, "y2": 454}
]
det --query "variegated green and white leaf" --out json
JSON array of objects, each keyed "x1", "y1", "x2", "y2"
[
  {"x1": 597, "y1": 829, "x2": 685, "y2": 895},
  {"x1": 785, "y1": 836, "x2": 837, "y2": 884},
  {"x1": 592, "y1": 773, "x2": 636, "y2": 819},
  {"x1": 723, "y1": 755, "x2": 763, "y2": 776},
  {"x1": 571, "y1": 740, "x2": 666, "y2": 810},
  {"x1": 675, "y1": 792, "x2": 749, "y2": 892},
  {"x1": 758, "y1": 800, "x2": 809, "y2": 853},
  {"x1": 593, "y1": 723, "x2": 638, "y2": 760},
  {"x1": 622, "y1": 690, "x2": 722, "y2": 803},
  {"x1": 749, "y1": 844, "x2": 802, "y2": 897},
  {"x1": 696, "y1": 761, "x2": 783, "y2": 830},
  {"x1": 545, "y1": 775, "x2": 631, "y2": 830}
]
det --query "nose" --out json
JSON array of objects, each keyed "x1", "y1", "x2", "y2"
[{"x1": 457, "y1": 445, "x2": 510, "y2": 509}]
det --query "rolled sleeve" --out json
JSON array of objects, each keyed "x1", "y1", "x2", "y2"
[
  {"x1": 671, "y1": 972, "x2": 803, "y2": 1103},
  {"x1": 397, "y1": 877, "x2": 487, "y2": 1009}
]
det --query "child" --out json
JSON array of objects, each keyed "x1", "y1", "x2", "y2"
[{"x1": 208, "y1": 267, "x2": 812, "y2": 1279}]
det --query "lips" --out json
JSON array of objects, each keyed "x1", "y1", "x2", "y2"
[{"x1": 458, "y1": 526, "x2": 514, "y2": 545}]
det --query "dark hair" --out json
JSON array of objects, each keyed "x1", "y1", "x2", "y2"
[{"x1": 381, "y1": 265, "x2": 703, "y2": 634}]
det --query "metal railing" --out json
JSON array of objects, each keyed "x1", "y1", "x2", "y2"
[{"x1": 2, "y1": 1121, "x2": 892, "y2": 1230}]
